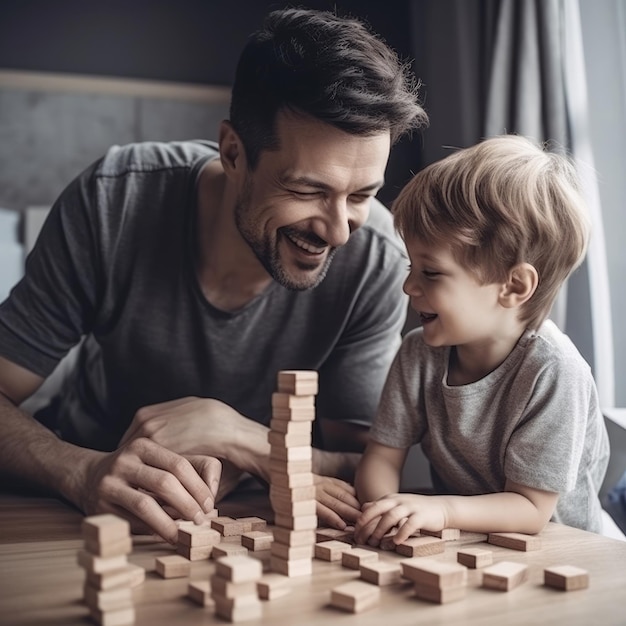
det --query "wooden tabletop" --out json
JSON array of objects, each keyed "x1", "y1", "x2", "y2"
[{"x1": 1, "y1": 489, "x2": 625, "y2": 626}]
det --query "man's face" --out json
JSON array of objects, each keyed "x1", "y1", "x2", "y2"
[{"x1": 234, "y1": 110, "x2": 390, "y2": 290}]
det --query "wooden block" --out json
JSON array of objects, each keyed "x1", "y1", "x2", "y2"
[
  {"x1": 211, "y1": 544, "x2": 249, "y2": 560},
  {"x1": 83, "y1": 584, "x2": 132, "y2": 612},
  {"x1": 330, "y1": 580, "x2": 381, "y2": 613},
  {"x1": 155, "y1": 554, "x2": 191, "y2": 579},
  {"x1": 396, "y1": 536, "x2": 445, "y2": 558},
  {"x1": 269, "y1": 445, "x2": 313, "y2": 463},
  {"x1": 414, "y1": 582, "x2": 466, "y2": 604},
  {"x1": 271, "y1": 407, "x2": 316, "y2": 422},
  {"x1": 488, "y1": 531, "x2": 542, "y2": 551},
  {"x1": 211, "y1": 517, "x2": 244, "y2": 537},
  {"x1": 270, "y1": 484, "x2": 316, "y2": 502},
  {"x1": 269, "y1": 555, "x2": 313, "y2": 577},
  {"x1": 268, "y1": 469, "x2": 314, "y2": 488},
  {"x1": 210, "y1": 573, "x2": 258, "y2": 598},
  {"x1": 82, "y1": 514, "x2": 130, "y2": 544},
  {"x1": 177, "y1": 543, "x2": 213, "y2": 561},
  {"x1": 257, "y1": 573, "x2": 291, "y2": 600},
  {"x1": 359, "y1": 561, "x2": 402, "y2": 586},
  {"x1": 187, "y1": 580, "x2": 214, "y2": 607},
  {"x1": 89, "y1": 607, "x2": 135, "y2": 626},
  {"x1": 77, "y1": 550, "x2": 128, "y2": 574},
  {"x1": 457, "y1": 548, "x2": 493, "y2": 569},
  {"x1": 270, "y1": 541, "x2": 314, "y2": 560},
  {"x1": 269, "y1": 418, "x2": 313, "y2": 435},
  {"x1": 482, "y1": 561, "x2": 528, "y2": 591},
  {"x1": 178, "y1": 525, "x2": 221, "y2": 547},
  {"x1": 236, "y1": 517, "x2": 267, "y2": 532},
  {"x1": 273, "y1": 513, "x2": 317, "y2": 531},
  {"x1": 314, "y1": 540, "x2": 353, "y2": 562},
  {"x1": 268, "y1": 457, "x2": 312, "y2": 475},
  {"x1": 277, "y1": 370, "x2": 319, "y2": 396},
  {"x1": 316, "y1": 526, "x2": 355, "y2": 543},
  {"x1": 341, "y1": 547, "x2": 378, "y2": 570},
  {"x1": 400, "y1": 558, "x2": 467, "y2": 588},
  {"x1": 270, "y1": 497, "x2": 316, "y2": 517},
  {"x1": 544, "y1": 565, "x2": 589, "y2": 591},
  {"x1": 241, "y1": 531, "x2": 273, "y2": 552},
  {"x1": 420, "y1": 528, "x2": 461, "y2": 541},
  {"x1": 271, "y1": 392, "x2": 315, "y2": 409},
  {"x1": 215, "y1": 555, "x2": 263, "y2": 583},
  {"x1": 86, "y1": 566, "x2": 136, "y2": 591},
  {"x1": 268, "y1": 430, "x2": 312, "y2": 447},
  {"x1": 214, "y1": 595, "x2": 262, "y2": 622},
  {"x1": 272, "y1": 528, "x2": 316, "y2": 547},
  {"x1": 84, "y1": 536, "x2": 132, "y2": 558}
]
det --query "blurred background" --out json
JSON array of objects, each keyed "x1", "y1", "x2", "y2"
[{"x1": 0, "y1": 1, "x2": 624, "y2": 520}]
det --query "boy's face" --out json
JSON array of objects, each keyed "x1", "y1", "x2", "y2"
[
  {"x1": 234, "y1": 110, "x2": 390, "y2": 290},
  {"x1": 403, "y1": 236, "x2": 508, "y2": 349}
]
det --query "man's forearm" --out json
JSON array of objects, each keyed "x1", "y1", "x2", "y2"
[{"x1": 312, "y1": 448, "x2": 361, "y2": 482}]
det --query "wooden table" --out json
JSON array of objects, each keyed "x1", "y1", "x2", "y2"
[{"x1": 1, "y1": 490, "x2": 625, "y2": 626}]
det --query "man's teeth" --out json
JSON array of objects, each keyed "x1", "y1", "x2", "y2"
[{"x1": 288, "y1": 234, "x2": 325, "y2": 254}]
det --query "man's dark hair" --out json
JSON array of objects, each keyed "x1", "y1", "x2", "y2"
[{"x1": 230, "y1": 7, "x2": 428, "y2": 168}]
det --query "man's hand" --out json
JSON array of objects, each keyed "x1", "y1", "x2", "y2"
[
  {"x1": 354, "y1": 493, "x2": 447, "y2": 546},
  {"x1": 80, "y1": 437, "x2": 222, "y2": 543},
  {"x1": 315, "y1": 475, "x2": 361, "y2": 529}
]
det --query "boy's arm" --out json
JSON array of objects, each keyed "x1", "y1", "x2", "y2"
[{"x1": 355, "y1": 441, "x2": 408, "y2": 503}]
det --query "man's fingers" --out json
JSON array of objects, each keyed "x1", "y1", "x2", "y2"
[
  {"x1": 316, "y1": 501, "x2": 347, "y2": 530},
  {"x1": 187, "y1": 455, "x2": 222, "y2": 508}
]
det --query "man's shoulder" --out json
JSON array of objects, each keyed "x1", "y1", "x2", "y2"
[{"x1": 96, "y1": 140, "x2": 220, "y2": 178}]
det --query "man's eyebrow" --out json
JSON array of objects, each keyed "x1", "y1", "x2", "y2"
[{"x1": 280, "y1": 175, "x2": 385, "y2": 193}]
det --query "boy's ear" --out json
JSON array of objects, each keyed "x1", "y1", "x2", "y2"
[
  {"x1": 499, "y1": 263, "x2": 538, "y2": 308},
  {"x1": 218, "y1": 120, "x2": 247, "y2": 179}
]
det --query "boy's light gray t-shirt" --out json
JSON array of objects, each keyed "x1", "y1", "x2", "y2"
[
  {"x1": 369, "y1": 320, "x2": 610, "y2": 532},
  {"x1": 0, "y1": 140, "x2": 408, "y2": 450}
]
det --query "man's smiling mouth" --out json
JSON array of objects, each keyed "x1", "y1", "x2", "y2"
[{"x1": 284, "y1": 230, "x2": 327, "y2": 255}]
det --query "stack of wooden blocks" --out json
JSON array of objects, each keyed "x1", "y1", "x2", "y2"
[
  {"x1": 79, "y1": 514, "x2": 140, "y2": 625},
  {"x1": 268, "y1": 370, "x2": 318, "y2": 577},
  {"x1": 211, "y1": 555, "x2": 264, "y2": 622},
  {"x1": 401, "y1": 557, "x2": 468, "y2": 604}
]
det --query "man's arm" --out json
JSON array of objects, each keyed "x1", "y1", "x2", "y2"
[{"x1": 0, "y1": 356, "x2": 221, "y2": 543}]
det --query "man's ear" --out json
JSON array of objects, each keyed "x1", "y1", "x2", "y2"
[
  {"x1": 499, "y1": 263, "x2": 538, "y2": 308},
  {"x1": 218, "y1": 120, "x2": 247, "y2": 179}
]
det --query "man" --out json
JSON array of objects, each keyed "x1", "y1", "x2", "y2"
[{"x1": 0, "y1": 8, "x2": 427, "y2": 542}]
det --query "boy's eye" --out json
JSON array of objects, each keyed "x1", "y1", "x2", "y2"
[{"x1": 422, "y1": 270, "x2": 440, "y2": 279}]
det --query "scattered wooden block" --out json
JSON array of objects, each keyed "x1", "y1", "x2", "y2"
[
  {"x1": 488, "y1": 532, "x2": 542, "y2": 551},
  {"x1": 214, "y1": 595, "x2": 262, "y2": 622},
  {"x1": 482, "y1": 561, "x2": 528, "y2": 591},
  {"x1": 359, "y1": 561, "x2": 402, "y2": 586},
  {"x1": 420, "y1": 528, "x2": 461, "y2": 541},
  {"x1": 155, "y1": 554, "x2": 191, "y2": 579},
  {"x1": 273, "y1": 513, "x2": 317, "y2": 531},
  {"x1": 177, "y1": 544, "x2": 213, "y2": 561},
  {"x1": 414, "y1": 583, "x2": 466, "y2": 604},
  {"x1": 277, "y1": 370, "x2": 319, "y2": 396},
  {"x1": 544, "y1": 565, "x2": 589, "y2": 591},
  {"x1": 341, "y1": 547, "x2": 378, "y2": 570},
  {"x1": 211, "y1": 517, "x2": 244, "y2": 537},
  {"x1": 330, "y1": 580, "x2": 381, "y2": 613},
  {"x1": 457, "y1": 548, "x2": 493, "y2": 569},
  {"x1": 269, "y1": 555, "x2": 313, "y2": 577},
  {"x1": 82, "y1": 514, "x2": 130, "y2": 544},
  {"x1": 77, "y1": 550, "x2": 128, "y2": 574},
  {"x1": 210, "y1": 574, "x2": 258, "y2": 598},
  {"x1": 396, "y1": 536, "x2": 445, "y2": 558},
  {"x1": 83, "y1": 584, "x2": 132, "y2": 612},
  {"x1": 314, "y1": 540, "x2": 353, "y2": 562},
  {"x1": 400, "y1": 558, "x2": 467, "y2": 588},
  {"x1": 178, "y1": 525, "x2": 221, "y2": 547},
  {"x1": 88, "y1": 606, "x2": 135, "y2": 626},
  {"x1": 315, "y1": 527, "x2": 354, "y2": 543},
  {"x1": 215, "y1": 555, "x2": 263, "y2": 583},
  {"x1": 211, "y1": 544, "x2": 249, "y2": 560},
  {"x1": 187, "y1": 580, "x2": 214, "y2": 607},
  {"x1": 257, "y1": 573, "x2": 291, "y2": 600},
  {"x1": 241, "y1": 531, "x2": 273, "y2": 551},
  {"x1": 236, "y1": 517, "x2": 267, "y2": 532},
  {"x1": 272, "y1": 527, "x2": 316, "y2": 547}
]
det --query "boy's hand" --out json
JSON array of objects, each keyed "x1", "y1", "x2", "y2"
[{"x1": 354, "y1": 493, "x2": 448, "y2": 546}]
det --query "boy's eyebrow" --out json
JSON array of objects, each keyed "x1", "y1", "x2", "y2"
[{"x1": 280, "y1": 175, "x2": 385, "y2": 193}]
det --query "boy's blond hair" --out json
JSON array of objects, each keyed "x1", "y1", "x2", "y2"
[{"x1": 393, "y1": 135, "x2": 590, "y2": 329}]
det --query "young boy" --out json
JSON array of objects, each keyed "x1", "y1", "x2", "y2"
[{"x1": 354, "y1": 135, "x2": 610, "y2": 546}]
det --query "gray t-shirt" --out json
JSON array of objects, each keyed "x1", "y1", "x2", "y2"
[
  {"x1": 0, "y1": 140, "x2": 408, "y2": 451},
  {"x1": 369, "y1": 320, "x2": 610, "y2": 532}
]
